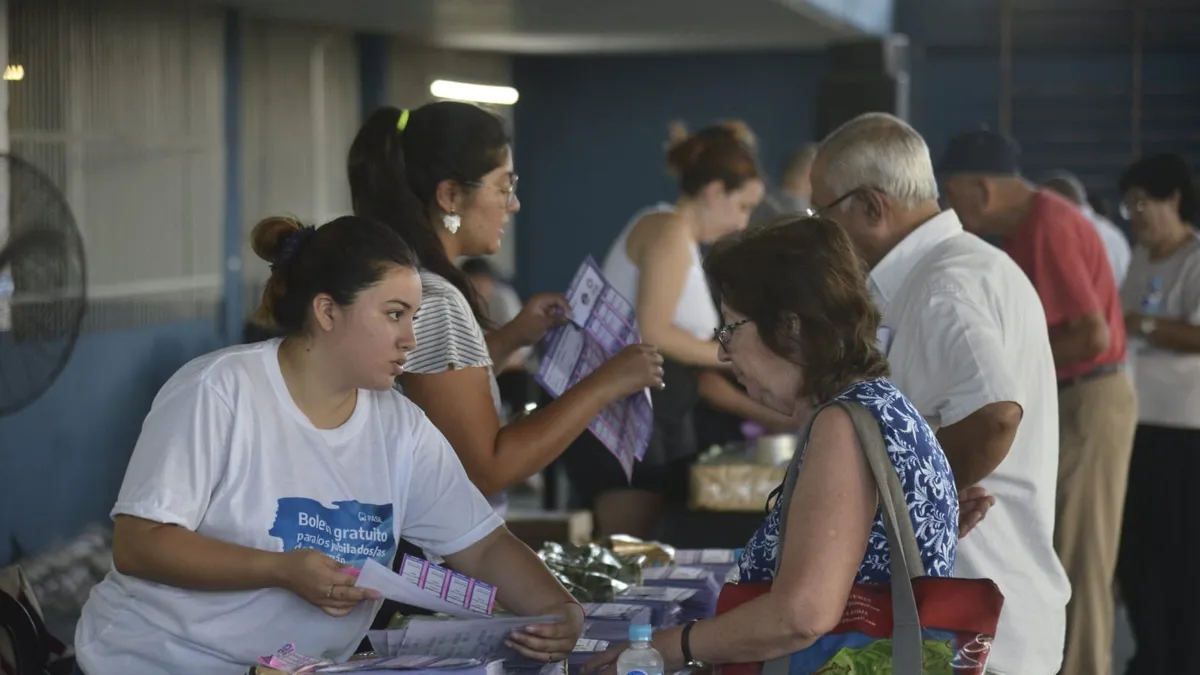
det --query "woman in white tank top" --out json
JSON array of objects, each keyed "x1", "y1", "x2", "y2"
[{"x1": 565, "y1": 122, "x2": 803, "y2": 538}]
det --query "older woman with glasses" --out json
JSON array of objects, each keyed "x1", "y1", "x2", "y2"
[{"x1": 585, "y1": 216, "x2": 959, "y2": 673}]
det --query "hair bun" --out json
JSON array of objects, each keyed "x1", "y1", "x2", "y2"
[
  {"x1": 665, "y1": 120, "x2": 700, "y2": 177},
  {"x1": 667, "y1": 120, "x2": 689, "y2": 146},
  {"x1": 251, "y1": 216, "x2": 304, "y2": 265},
  {"x1": 720, "y1": 120, "x2": 757, "y2": 150}
]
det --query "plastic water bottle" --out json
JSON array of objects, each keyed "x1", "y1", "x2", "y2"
[
  {"x1": 1132, "y1": 276, "x2": 1164, "y2": 353},
  {"x1": 618, "y1": 624, "x2": 665, "y2": 675}
]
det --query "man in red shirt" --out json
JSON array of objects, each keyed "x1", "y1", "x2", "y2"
[{"x1": 938, "y1": 130, "x2": 1136, "y2": 675}]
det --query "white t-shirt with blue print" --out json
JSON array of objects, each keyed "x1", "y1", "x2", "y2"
[{"x1": 75, "y1": 339, "x2": 502, "y2": 675}]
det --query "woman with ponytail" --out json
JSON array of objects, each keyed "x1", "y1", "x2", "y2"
[{"x1": 348, "y1": 103, "x2": 665, "y2": 512}]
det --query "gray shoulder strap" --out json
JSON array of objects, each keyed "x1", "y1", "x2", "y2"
[{"x1": 761, "y1": 399, "x2": 924, "y2": 675}]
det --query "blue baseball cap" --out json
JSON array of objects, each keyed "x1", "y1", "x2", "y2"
[{"x1": 936, "y1": 129, "x2": 1022, "y2": 177}]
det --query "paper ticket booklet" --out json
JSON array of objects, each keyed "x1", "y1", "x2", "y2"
[
  {"x1": 356, "y1": 559, "x2": 496, "y2": 620},
  {"x1": 535, "y1": 256, "x2": 654, "y2": 479}
]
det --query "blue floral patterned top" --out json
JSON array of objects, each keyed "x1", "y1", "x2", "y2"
[{"x1": 738, "y1": 378, "x2": 958, "y2": 583}]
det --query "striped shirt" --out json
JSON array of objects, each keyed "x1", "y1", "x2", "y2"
[{"x1": 402, "y1": 269, "x2": 506, "y2": 511}]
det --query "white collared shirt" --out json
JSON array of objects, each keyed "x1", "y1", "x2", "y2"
[
  {"x1": 870, "y1": 210, "x2": 1070, "y2": 675},
  {"x1": 1083, "y1": 204, "x2": 1132, "y2": 288}
]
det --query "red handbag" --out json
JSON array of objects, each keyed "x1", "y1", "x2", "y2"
[{"x1": 714, "y1": 401, "x2": 1004, "y2": 675}]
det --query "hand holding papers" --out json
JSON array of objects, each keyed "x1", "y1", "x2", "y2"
[
  {"x1": 356, "y1": 558, "x2": 560, "y2": 661},
  {"x1": 535, "y1": 257, "x2": 654, "y2": 479}
]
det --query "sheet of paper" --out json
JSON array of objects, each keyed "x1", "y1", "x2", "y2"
[
  {"x1": 381, "y1": 615, "x2": 559, "y2": 660},
  {"x1": 357, "y1": 560, "x2": 479, "y2": 619},
  {"x1": 313, "y1": 655, "x2": 488, "y2": 673},
  {"x1": 617, "y1": 586, "x2": 697, "y2": 602},
  {"x1": 641, "y1": 566, "x2": 707, "y2": 581},
  {"x1": 535, "y1": 257, "x2": 654, "y2": 478},
  {"x1": 573, "y1": 639, "x2": 610, "y2": 653},
  {"x1": 582, "y1": 603, "x2": 647, "y2": 619},
  {"x1": 673, "y1": 549, "x2": 739, "y2": 565}
]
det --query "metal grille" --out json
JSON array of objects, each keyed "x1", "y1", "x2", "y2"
[
  {"x1": 999, "y1": 0, "x2": 1200, "y2": 208},
  {"x1": 7, "y1": 0, "x2": 224, "y2": 333}
]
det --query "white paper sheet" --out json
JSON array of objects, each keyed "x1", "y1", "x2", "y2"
[
  {"x1": 616, "y1": 586, "x2": 697, "y2": 602},
  {"x1": 673, "y1": 549, "x2": 739, "y2": 565},
  {"x1": 641, "y1": 566, "x2": 707, "y2": 581},
  {"x1": 369, "y1": 615, "x2": 558, "y2": 660}
]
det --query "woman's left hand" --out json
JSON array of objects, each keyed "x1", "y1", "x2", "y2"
[
  {"x1": 508, "y1": 293, "x2": 571, "y2": 346},
  {"x1": 506, "y1": 601, "x2": 585, "y2": 663}
]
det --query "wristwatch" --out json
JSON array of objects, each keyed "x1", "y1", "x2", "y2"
[{"x1": 681, "y1": 620, "x2": 707, "y2": 670}]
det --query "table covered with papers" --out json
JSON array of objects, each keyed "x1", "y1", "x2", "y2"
[{"x1": 245, "y1": 543, "x2": 744, "y2": 674}]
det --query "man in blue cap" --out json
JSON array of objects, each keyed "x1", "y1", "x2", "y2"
[{"x1": 938, "y1": 129, "x2": 1136, "y2": 675}]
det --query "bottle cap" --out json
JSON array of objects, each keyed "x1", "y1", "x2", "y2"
[{"x1": 629, "y1": 624, "x2": 653, "y2": 642}]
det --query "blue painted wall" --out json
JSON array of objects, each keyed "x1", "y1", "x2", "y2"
[
  {"x1": 509, "y1": 3, "x2": 1198, "y2": 297},
  {"x1": 0, "y1": 321, "x2": 222, "y2": 563},
  {"x1": 512, "y1": 52, "x2": 823, "y2": 296},
  {"x1": 357, "y1": 33, "x2": 391, "y2": 119},
  {"x1": 899, "y1": 0, "x2": 1199, "y2": 202}
]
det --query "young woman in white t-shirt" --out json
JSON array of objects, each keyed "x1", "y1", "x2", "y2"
[
  {"x1": 73, "y1": 215, "x2": 584, "y2": 675},
  {"x1": 348, "y1": 103, "x2": 665, "y2": 513}
]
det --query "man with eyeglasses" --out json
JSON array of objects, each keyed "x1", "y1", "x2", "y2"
[
  {"x1": 810, "y1": 113, "x2": 1069, "y2": 675},
  {"x1": 938, "y1": 129, "x2": 1135, "y2": 675}
]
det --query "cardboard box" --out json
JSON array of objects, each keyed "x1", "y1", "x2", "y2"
[{"x1": 689, "y1": 463, "x2": 785, "y2": 512}]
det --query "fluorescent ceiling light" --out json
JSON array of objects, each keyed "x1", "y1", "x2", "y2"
[
  {"x1": 430, "y1": 79, "x2": 519, "y2": 106},
  {"x1": 3, "y1": 65, "x2": 24, "y2": 81}
]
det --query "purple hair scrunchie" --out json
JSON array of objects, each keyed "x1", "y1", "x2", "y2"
[{"x1": 271, "y1": 225, "x2": 317, "y2": 270}]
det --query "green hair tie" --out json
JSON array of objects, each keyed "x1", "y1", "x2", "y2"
[{"x1": 397, "y1": 109, "x2": 410, "y2": 132}]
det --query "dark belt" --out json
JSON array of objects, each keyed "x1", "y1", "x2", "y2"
[{"x1": 1058, "y1": 362, "x2": 1124, "y2": 391}]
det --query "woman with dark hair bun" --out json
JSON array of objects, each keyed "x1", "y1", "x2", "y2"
[
  {"x1": 348, "y1": 103, "x2": 665, "y2": 514},
  {"x1": 73, "y1": 215, "x2": 584, "y2": 674},
  {"x1": 564, "y1": 120, "x2": 803, "y2": 539}
]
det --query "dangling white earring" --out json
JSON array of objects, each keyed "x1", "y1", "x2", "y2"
[{"x1": 442, "y1": 212, "x2": 461, "y2": 234}]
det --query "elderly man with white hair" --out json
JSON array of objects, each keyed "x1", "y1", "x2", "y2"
[{"x1": 808, "y1": 113, "x2": 1071, "y2": 675}]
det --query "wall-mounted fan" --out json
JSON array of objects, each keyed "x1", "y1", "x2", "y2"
[{"x1": 0, "y1": 153, "x2": 87, "y2": 417}]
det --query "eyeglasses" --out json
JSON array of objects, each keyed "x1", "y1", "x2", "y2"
[
  {"x1": 1119, "y1": 198, "x2": 1145, "y2": 221},
  {"x1": 466, "y1": 174, "x2": 519, "y2": 208},
  {"x1": 804, "y1": 186, "x2": 875, "y2": 218},
  {"x1": 714, "y1": 319, "x2": 749, "y2": 349}
]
